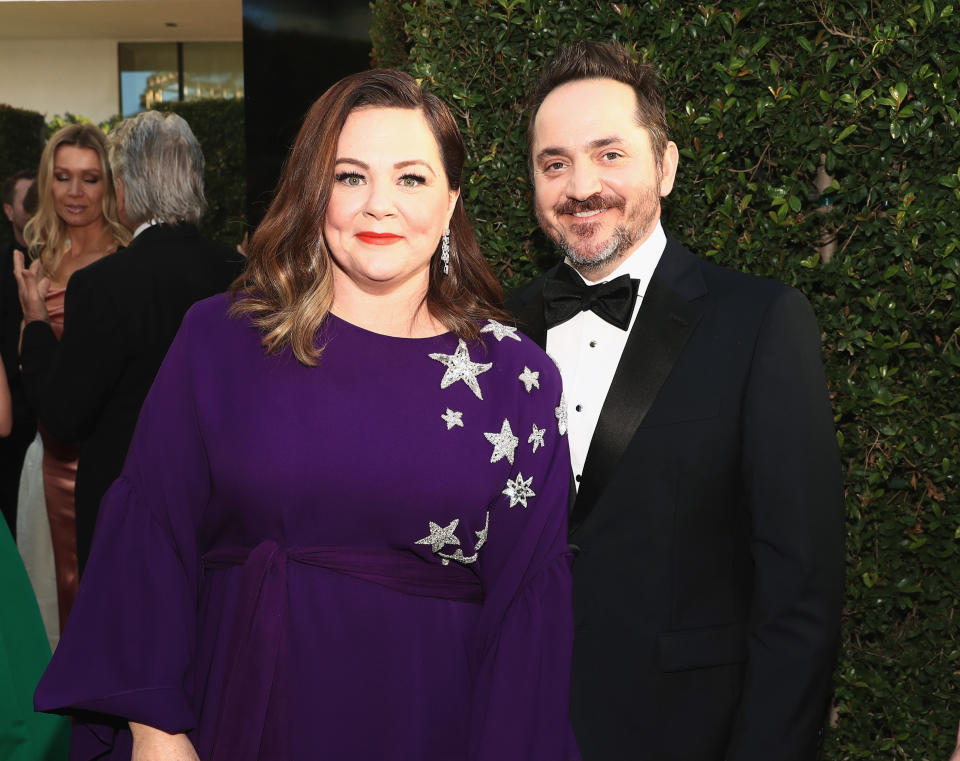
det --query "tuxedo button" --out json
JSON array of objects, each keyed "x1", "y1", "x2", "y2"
[
  {"x1": 568, "y1": 543, "x2": 581, "y2": 557},
  {"x1": 575, "y1": 404, "x2": 583, "y2": 412},
  {"x1": 575, "y1": 474, "x2": 581, "y2": 482},
  {"x1": 589, "y1": 340, "x2": 597, "y2": 347}
]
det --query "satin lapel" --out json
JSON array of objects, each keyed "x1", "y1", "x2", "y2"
[{"x1": 570, "y1": 242, "x2": 706, "y2": 533}]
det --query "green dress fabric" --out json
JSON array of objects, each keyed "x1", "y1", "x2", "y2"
[{"x1": 0, "y1": 520, "x2": 70, "y2": 760}]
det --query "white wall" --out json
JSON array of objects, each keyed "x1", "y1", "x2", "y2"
[{"x1": 0, "y1": 39, "x2": 120, "y2": 123}]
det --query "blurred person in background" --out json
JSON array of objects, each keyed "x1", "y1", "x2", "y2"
[
  {"x1": 1, "y1": 170, "x2": 38, "y2": 536},
  {"x1": 16, "y1": 110, "x2": 241, "y2": 574},
  {"x1": 15, "y1": 124, "x2": 130, "y2": 635}
]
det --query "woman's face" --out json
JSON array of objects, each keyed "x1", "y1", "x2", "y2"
[
  {"x1": 51, "y1": 145, "x2": 106, "y2": 229},
  {"x1": 323, "y1": 106, "x2": 459, "y2": 293}
]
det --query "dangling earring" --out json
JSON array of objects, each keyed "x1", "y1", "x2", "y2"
[{"x1": 441, "y1": 229, "x2": 450, "y2": 275}]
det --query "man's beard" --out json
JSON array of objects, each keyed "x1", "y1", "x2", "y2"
[{"x1": 538, "y1": 185, "x2": 661, "y2": 276}]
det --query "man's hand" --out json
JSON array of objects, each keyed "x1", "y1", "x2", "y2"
[{"x1": 13, "y1": 250, "x2": 51, "y2": 325}]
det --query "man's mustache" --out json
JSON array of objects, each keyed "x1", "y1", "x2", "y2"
[{"x1": 554, "y1": 194, "x2": 625, "y2": 216}]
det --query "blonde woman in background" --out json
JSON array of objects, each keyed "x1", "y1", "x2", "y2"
[{"x1": 15, "y1": 123, "x2": 129, "y2": 638}]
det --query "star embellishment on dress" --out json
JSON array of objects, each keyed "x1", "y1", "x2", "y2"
[
  {"x1": 429, "y1": 339, "x2": 493, "y2": 400},
  {"x1": 518, "y1": 366, "x2": 540, "y2": 393},
  {"x1": 555, "y1": 393, "x2": 568, "y2": 436},
  {"x1": 480, "y1": 319, "x2": 521, "y2": 342},
  {"x1": 502, "y1": 473, "x2": 535, "y2": 508},
  {"x1": 415, "y1": 519, "x2": 461, "y2": 553},
  {"x1": 484, "y1": 418, "x2": 519, "y2": 465},
  {"x1": 528, "y1": 423, "x2": 546, "y2": 453},
  {"x1": 441, "y1": 408, "x2": 464, "y2": 430}
]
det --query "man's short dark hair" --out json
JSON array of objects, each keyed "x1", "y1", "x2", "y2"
[
  {"x1": 526, "y1": 40, "x2": 669, "y2": 172},
  {"x1": 2, "y1": 169, "x2": 36, "y2": 207}
]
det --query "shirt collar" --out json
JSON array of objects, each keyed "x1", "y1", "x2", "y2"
[
  {"x1": 566, "y1": 221, "x2": 667, "y2": 299},
  {"x1": 132, "y1": 218, "x2": 163, "y2": 240}
]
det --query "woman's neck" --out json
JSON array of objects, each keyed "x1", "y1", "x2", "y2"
[
  {"x1": 331, "y1": 272, "x2": 444, "y2": 338},
  {"x1": 65, "y1": 219, "x2": 114, "y2": 257}
]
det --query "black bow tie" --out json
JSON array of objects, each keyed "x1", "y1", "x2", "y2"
[{"x1": 542, "y1": 264, "x2": 639, "y2": 331}]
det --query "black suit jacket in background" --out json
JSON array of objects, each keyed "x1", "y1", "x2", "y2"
[
  {"x1": 20, "y1": 223, "x2": 242, "y2": 570},
  {"x1": 0, "y1": 240, "x2": 37, "y2": 536},
  {"x1": 508, "y1": 234, "x2": 845, "y2": 761}
]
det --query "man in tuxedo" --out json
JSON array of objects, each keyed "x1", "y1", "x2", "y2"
[
  {"x1": 508, "y1": 41, "x2": 845, "y2": 761},
  {"x1": 0, "y1": 171, "x2": 38, "y2": 534},
  {"x1": 16, "y1": 111, "x2": 241, "y2": 571}
]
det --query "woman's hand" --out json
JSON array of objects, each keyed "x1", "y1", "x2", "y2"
[
  {"x1": 949, "y1": 721, "x2": 960, "y2": 761},
  {"x1": 130, "y1": 722, "x2": 201, "y2": 761},
  {"x1": 13, "y1": 249, "x2": 51, "y2": 325}
]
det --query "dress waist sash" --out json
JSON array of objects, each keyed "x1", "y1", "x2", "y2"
[{"x1": 202, "y1": 540, "x2": 483, "y2": 761}]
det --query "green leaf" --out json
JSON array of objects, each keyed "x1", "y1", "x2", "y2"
[
  {"x1": 834, "y1": 124, "x2": 858, "y2": 143},
  {"x1": 924, "y1": 0, "x2": 936, "y2": 22}
]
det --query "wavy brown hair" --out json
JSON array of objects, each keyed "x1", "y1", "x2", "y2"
[
  {"x1": 231, "y1": 68, "x2": 508, "y2": 366},
  {"x1": 24, "y1": 123, "x2": 130, "y2": 276}
]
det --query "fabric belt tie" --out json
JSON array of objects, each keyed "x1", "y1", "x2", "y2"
[{"x1": 203, "y1": 541, "x2": 483, "y2": 761}]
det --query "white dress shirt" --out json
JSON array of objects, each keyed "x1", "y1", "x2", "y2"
[{"x1": 546, "y1": 222, "x2": 667, "y2": 489}]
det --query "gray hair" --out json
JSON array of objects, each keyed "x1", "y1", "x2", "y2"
[{"x1": 108, "y1": 111, "x2": 206, "y2": 227}]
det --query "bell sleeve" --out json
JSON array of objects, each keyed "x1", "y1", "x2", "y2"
[
  {"x1": 34, "y1": 305, "x2": 211, "y2": 752},
  {"x1": 470, "y1": 350, "x2": 579, "y2": 761}
]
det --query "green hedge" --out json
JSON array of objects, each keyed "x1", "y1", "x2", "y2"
[
  {"x1": 0, "y1": 104, "x2": 46, "y2": 243},
  {"x1": 154, "y1": 99, "x2": 246, "y2": 246},
  {"x1": 372, "y1": 1, "x2": 960, "y2": 757}
]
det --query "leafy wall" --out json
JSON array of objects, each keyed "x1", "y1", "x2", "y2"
[{"x1": 372, "y1": 1, "x2": 960, "y2": 758}]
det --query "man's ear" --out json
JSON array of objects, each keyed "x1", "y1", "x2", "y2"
[
  {"x1": 2, "y1": 203, "x2": 12, "y2": 224},
  {"x1": 658, "y1": 141, "x2": 679, "y2": 198}
]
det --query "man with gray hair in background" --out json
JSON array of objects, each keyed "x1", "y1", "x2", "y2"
[{"x1": 16, "y1": 111, "x2": 242, "y2": 571}]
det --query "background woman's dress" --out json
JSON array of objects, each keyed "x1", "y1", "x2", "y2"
[
  {"x1": 0, "y1": 519, "x2": 70, "y2": 760},
  {"x1": 38, "y1": 287, "x2": 80, "y2": 631},
  {"x1": 36, "y1": 295, "x2": 577, "y2": 761}
]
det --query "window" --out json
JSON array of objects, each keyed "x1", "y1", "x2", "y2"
[{"x1": 118, "y1": 42, "x2": 244, "y2": 117}]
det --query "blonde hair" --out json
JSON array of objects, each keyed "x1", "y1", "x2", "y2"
[{"x1": 24, "y1": 123, "x2": 130, "y2": 276}]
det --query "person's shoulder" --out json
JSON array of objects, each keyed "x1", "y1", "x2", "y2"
[
  {"x1": 668, "y1": 233, "x2": 806, "y2": 311},
  {"x1": 504, "y1": 266, "x2": 557, "y2": 312},
  {"x1": 475, "y1": 318, "x2": 562, "y2": 389},
  {"x1": 182, "y1": 291, "x2": 236, "y2": 328}
]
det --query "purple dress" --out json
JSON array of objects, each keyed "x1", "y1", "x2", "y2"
[{"x1": 35, "y1": 294, "x2": 578, "y2": 761}]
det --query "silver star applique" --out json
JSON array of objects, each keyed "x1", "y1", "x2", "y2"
[
  {"x1": 518, "y1": 366, "x2": 540, "y2": 393},
  {"x1": 480, "y1": 319, "x2": 521, "y2": 342},
  {"x1": 415, "y1": 519, "x2": 461, "y2": 553},
  {"x1": 439, "y1": 511, "x2": 490, "y2": 566},
  {"x1": 555, "y1": 393, "x2": 568, "y2": 436},
  {"x1": 429, "y1": 339, "x2": 493, "y2": 400},
  {"x1": 528, "y1": 423, "x2": 546, "y2": 453},
  {"x1": 441, "y1": 408, "x2": 464, "y2": 430},
  {"x1": 484, "y1": 418, "x2": 519, "y2": 465},
  {"x1": 502, "y1": 473, "x2": 535, "y2": 508}
]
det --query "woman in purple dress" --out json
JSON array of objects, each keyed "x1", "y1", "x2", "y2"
[{"x1": 36, "y1": 70, "x2": 577, "y2": 761}]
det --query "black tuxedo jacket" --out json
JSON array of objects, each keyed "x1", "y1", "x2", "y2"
[
  {"x1": 0, "y1": 240, "x2": 37, "y2": 535},
  {"x1": 20, "y1": 223, "x2": 242, "y2": 570},
  {"x1": 508, "y1": 234, "x2": 845, "y2": 761}
]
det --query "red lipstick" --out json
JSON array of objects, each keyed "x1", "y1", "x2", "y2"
[{"x1": 356, "y1": 232, "x2": 402, "y2": 245}]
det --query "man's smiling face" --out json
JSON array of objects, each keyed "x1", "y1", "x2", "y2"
[{"x1": 531, "y1": 77, "x2": 677, "y2": 281}]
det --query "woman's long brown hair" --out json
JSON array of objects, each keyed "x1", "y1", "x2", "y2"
[{"x1": 231, "y1": 69, "x2": 508, "y2": 366}]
